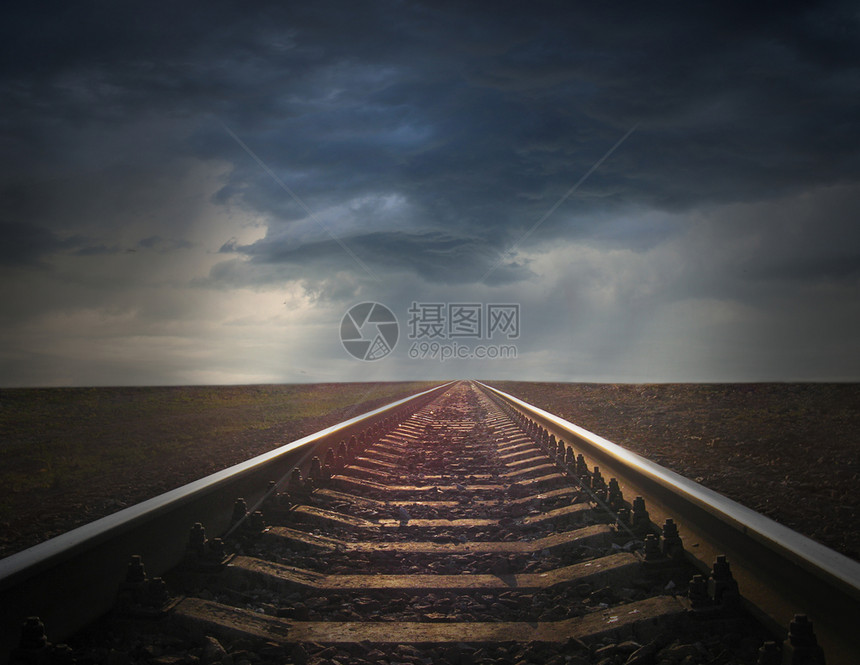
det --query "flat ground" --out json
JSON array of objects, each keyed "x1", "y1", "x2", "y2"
[
  {"x1": 0, "y1": 382, "x2": 441, "y2": 558},
  {"x1": 1, "y1": 381, "x2": 857, "y2": 563},
  {"x1": 488, "y1": 381, "x2": 860, "y2": 561}
]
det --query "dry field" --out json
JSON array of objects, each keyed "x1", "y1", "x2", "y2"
[
  {"x1": 0, "y1": 382, "x2": 441, "y2": 558},
  {"x1": 488, "y1": 381, "x2": 860, "y2": 562},
  {"x1": 2, "y1": 381, "x2": 857, "y2": 564}
]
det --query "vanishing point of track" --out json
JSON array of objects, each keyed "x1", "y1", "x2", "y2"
[{"x1": 1, "y1": 381, "x2": 859, "y2": 664}]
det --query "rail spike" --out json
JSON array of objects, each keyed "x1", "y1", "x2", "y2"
[
  {"x1": 756, "y1": 641, "x2": 780, "y2": 665},
  {"x1": 308, "y1": 456, "x2": 323, "y2": 488},
  {"x1": 661, "y1": 518, "x2": 684, "y2": 560},
  {"x1": 246, "y1": 510, "x2": 266, "y2": 532},
  {"x1": 10, "y1": 617, "x2": 77, "y2": 665},
  {"x1": 708, "y1": 555, "x2": 740, "y2": 608},
  {"x1": 575, "y1": 453, "x2": 588, "y2": 476},
  {"x1": 688, "y1": 574, "x2": 709, "y2": 609},
  {"x1": 630, "y1": 496, "x2": 651, "y2": 536},
  {"x1": 607, "y1": 478, "x2": 624, "y2": 511},
  {"x1": 324, "y1": 447, "x2": 337, "y2": 472},
  {"x1": 642, "y1": 533, "x2": 662, "y2": 562},
  {"x1": 16, "y1": 616, "x2": 48, "y2": 651},
  {"x1": 116, "y1": 555, "x2": 171, "y2": 614},
  {"x1": 184, "y1": 523, "x2": 229, "y2": 570},
  {"x1": 782, "y1": 614, "x2": 826, "y2": 665},
  {"x1": 287, "y1": 468, "x2": 304, "y2": 498},
  {"x1": 590, "y1": 466, "x2": 606, "y2": 491},
  {"x1": 188, "y1": 522, "x2": 207, "y2": 558},
  {"x1": 231, "y1": 498, "x2": 248, "y2": 525}
]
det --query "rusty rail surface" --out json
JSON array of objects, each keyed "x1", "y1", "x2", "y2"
[
  {"x1": 0, "y1": 382, "x2": 453, "y2": 664},
  {"x1": 477, "y1": 381, "x2": 860, "y2": 663}
]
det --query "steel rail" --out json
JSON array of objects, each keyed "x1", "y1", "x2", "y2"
[
  {"x1": 477, "y1": 381, "x2": 860, "y2": 663},
  {"x1": 0, "y1": 381, "x2": 454, "y2": 664}
]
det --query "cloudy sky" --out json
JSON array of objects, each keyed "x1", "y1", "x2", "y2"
[{"x1": 2, "y1": 1, "x2": 859, "y2": 386}]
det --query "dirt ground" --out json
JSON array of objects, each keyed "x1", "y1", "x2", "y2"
[
  {"x1": 1, "y1": 381, "x2": 858, "y2": 564},
  {"x1": 488, "y1": 381, "x2": 860, "y2": 562},
  {"x1": 0, "y1": 382, "x2": 441, "y2": 559}
]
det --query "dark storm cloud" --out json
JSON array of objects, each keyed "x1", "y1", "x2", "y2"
[
  {"x1": 2, "y1": 1, "x2": 860, "y2": 385},
  {"x1": 721, "y1": 184, "x2": 860, "y2": 288},
  {"x1": 0, "y1": 221, "x2": 74, "y2": 266},
  {"x1": 0, "y1": 219, "x2": 127, "y2": 266},
  {"x1": 217, "y1": 229, "x2": 533, "y2": 286},
  {"x1": 5, "y1": 1, "x2": 858, "y2": 270},
  {"x1": 193, "y1": 1, "x2": 860, "y2": 286}
]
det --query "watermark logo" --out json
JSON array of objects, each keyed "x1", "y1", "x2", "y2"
[
  {"x1": 340, "y1": 302, "x2": 399, "y2": 361},
  {"x1": 340, "y1": 301, "x2": 520, "y2": 362},
  {"x1": 407, "y1": 303, "x2": 519, "y2": 340}
]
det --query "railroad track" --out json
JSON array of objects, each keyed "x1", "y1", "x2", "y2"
[{"x1": 2, "y1": 381, "x2": 859, "y2": 664}]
